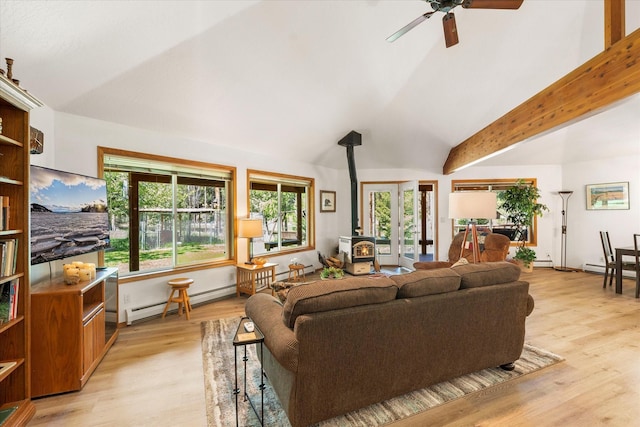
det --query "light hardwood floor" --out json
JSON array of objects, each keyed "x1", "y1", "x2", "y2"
[{"x1": 29, "y1": 269, "x2": 640, "y2": 427}]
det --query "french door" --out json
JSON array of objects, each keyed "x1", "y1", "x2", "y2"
[
  {"x1": 399, "y1": 181, "x2": 419, "y2": 269},
  {"x1": 363, "y1": 184, "x2": 399, "y2": 266},
  {"x1": 363, "y1": 181, "x2": 423, "y2": 268}
]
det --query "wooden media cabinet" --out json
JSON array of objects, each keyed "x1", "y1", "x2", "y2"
[{"x1": 30, "y1": 267, "x2": 119, "y2": 397}]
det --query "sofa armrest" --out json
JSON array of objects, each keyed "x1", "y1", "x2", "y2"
[
  {"x1": 527, "y1": 294, "x2": 535, "y2": 316},
  {"x1": 245, "y1": 293, "x2": 299, "y2": 372}
]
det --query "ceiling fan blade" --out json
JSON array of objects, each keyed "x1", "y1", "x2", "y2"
[
  {"x1": 443, "y1": 13, "x2": 459, "y2": 48},
  {"x1": 462, "y1": 0, "x2": 524, "y2": 9},
  {"x1": 386, "y1": 12, "x2": 436, "y2": 42}
]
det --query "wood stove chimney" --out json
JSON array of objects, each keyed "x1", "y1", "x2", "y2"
[{"x1": 338, "y1": 131, "x2": 362, "y2": 236}]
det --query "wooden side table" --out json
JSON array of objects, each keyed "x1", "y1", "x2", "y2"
[
  {"x1": 236, "y1": 263, "x2": 278, "y2": 297},
  {"x1": 288, "y1": 264, "x2": 305, "y2": 282}
]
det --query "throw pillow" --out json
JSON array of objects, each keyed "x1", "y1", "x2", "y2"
[
  {"x1": 271, "y1": 281, "x2": 294, "y2": 303},
  {"x1": 451, "y1": 257, "x2": 469, "y2": 267}
]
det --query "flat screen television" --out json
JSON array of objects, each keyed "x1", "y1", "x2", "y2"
[{"x1": 30, "y1": 165, "x2": 110, "y2": 265}]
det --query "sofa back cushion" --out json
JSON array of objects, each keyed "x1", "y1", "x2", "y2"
[
  {"x1": 453, "y1": 261, "x2": 521, "y2": 289},
  {"x1": 390, "y1": 269, "x2": 461, "y2": 298},
  {"x1": 282, "y1": 276, "x2": 398, "y2": 328}
]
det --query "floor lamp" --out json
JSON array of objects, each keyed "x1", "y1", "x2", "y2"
[
  {"x1": 238, "y1": 218, "x2": 263, "y2": 265},
  {"x1": 555, "y1": 190, "x2": 573, "y2": 272},
  {"x1": 449, "y1": 192, "x2": 497, "y2": 263}
]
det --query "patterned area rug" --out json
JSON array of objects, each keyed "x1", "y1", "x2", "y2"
[{"x1": 201, "y1": 317, "x2": 563, "y2": 427}]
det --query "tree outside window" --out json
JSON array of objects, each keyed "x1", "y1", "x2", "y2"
[
  {"x1": 451, "y1": 178, "x2": 541, "y2": 246},
  {"x1": 101, "y1": 148, "x2": 234, "y2": 276},
  {"x1": 248, "y1": 171, "x2": 313, "y2": 256}
]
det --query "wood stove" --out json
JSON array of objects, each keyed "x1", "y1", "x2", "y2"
[{"x1": 339, "y1": 236, "x2": 375, "y2": 275}]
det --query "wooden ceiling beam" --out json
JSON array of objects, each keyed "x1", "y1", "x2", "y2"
[
  {"x1": 605, "y1": 0, "x2": 625, "y2": 47},
  {"x1": 443, "y1": 26, "x2": 640, "y2": 175}
]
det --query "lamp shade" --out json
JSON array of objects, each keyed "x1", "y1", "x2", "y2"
[
  {"x1": 449, "y1": 192, "x2": 497, "y2": 219},
  {"x1": 237, "y1": 218, "x2": 263, "y2": 239}
]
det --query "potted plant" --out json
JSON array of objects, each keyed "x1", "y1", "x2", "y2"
[
  {"x1": 320, "y1": 266, "x2": 345, "y2": 280},
  {"x1": 498, "y1": 179, "x2": 548, "y2": 272},
  {"x1": 513, "y1": 246, "x2": 537, "y2": 272}
]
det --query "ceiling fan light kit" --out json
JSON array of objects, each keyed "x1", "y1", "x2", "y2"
[{"x1": 387, "y1": 0, "x2": 524, "y2": 48}]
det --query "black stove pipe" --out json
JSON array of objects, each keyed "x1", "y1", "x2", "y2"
[{"x1": 338, "y1": 131, "x2": 362, "y2": 236}]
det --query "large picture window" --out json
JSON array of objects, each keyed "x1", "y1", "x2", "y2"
[
  {"x1": 248, "y1": 170, "x2": 314, "y2": 256},
  {"x1": 100, "y1": 147, "x2": 235, "y2": 276},
  {"x1": 451, "y1": 178, "x2": 540, "y2": 246}
]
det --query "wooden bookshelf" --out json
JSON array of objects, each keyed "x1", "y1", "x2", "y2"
[{"x1": 0, "y1": 73, "x2": 42, "y2": 425}]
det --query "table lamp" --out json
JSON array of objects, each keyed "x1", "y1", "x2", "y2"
[
  {"x1": 449, "y1": 192, "x2": 498, "y2": 263},
  {"x1": 238, "y1": 218, "x2": 263, "y2": 265}
]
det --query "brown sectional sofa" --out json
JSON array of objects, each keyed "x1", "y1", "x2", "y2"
[{"x1": 245, "y1": 261, "x2": 534, "y2": 427}]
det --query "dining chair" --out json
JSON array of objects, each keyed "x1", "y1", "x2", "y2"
[
  {"x1": 599, "y1": 231, "x2": 636, "y2": 288},
  {"x1": 634, "y1": 234, "x2": 640, "y2": 298}
]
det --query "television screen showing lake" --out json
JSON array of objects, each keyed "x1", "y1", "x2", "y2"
[{"x1": 30, "y1": 165, "x2": 110, "y2": 265}]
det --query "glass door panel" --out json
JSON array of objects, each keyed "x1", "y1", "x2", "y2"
[
  {"x1": 363, "y1": 184, "x2": 398, "y2": 266},
  {"x1": 399, "y1": 180, "x2": 418, "y2": 269}
]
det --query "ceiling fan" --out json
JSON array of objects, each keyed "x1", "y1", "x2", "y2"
[{"x1": 386, "y1": 0, "x2": 524, "y2": 48}]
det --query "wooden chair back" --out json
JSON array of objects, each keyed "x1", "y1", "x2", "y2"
[
  {"x1": 634, "y1": 234, "x2": 640, "y2": 298},
  {"x1": 600, "y1": 231, "x2": 615, "y2": 264},
  {"x1": 634, "y1": 234, "x2": 640, "y2": 267}
]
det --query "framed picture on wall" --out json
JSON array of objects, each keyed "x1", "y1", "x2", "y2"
[
  {"x1": 320, "y1": 190, "x2": 336, "y2": 213},
  {"x1": 586, "y1": 182, "x2": 629, "y2": 210}
]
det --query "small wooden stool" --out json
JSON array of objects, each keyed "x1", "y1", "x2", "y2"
[
  {"x1": 162, "y1": 278, "x2": 194, "y2": 320},
  {"x1": 288, "y1": 264, "x2": 305, "y2": 282}
]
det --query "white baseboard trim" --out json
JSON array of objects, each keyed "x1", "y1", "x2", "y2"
[
  {"x1": 533, "y1": 259, "x2": 553, "y2": 268},
  {"x1": 125, "y1": 285, "x2": 236, "y2": 325},
  {"x1": 583, "y1": 262, "x2": 637, "y2": 278}
]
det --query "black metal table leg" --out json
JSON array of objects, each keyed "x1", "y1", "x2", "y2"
[{"x1": 232, "y1": 317, "x2": 266, "y2": 426}]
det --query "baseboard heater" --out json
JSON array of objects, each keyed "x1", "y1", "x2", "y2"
[
  {"x1": 124, "y1": 264, "x2": 313, "y2": 325},
  {"x1": 583, "y1": 262, "x2": 636, "y2": 278},
  {"x1": 125, "y1": 285, "x2": 235, "y2": 325},
  {"x1": 532, "y1": 259, "x2": 553, "y2": 268}
]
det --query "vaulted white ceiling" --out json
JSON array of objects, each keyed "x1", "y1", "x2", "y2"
[{"x1": 1, "y1": 0, "x2": 639, "y2": 172}]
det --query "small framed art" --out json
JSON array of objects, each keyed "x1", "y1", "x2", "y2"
[
  {"x1": 320, "y1": 190, "x2": 336, "y2": 213},
  {"x1": 586, "y1": 182, "x2": 629, "y2": 210}
]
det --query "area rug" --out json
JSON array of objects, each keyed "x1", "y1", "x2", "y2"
[{"x1": 201, "y1": 317, "x2": 563, "y2": 427}]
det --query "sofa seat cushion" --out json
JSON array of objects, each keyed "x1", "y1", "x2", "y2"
[
  {"x1": 390, "y1": 269, "x2": 461, "y2": 298},
  {"x1": 453, "y1": 261, "x2": 521, "y2": 289},
  {"x1": 282, "y1": 276, "x2": 397, "y2": 328}
]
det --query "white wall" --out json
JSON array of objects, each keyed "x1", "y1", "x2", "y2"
[
  {"x1": 563, "y1": 155, "x2": 640, "y2": 270},
  {"x1": 30, "y1": 112, "x2": 342, "y2": 323},
  {"x1": 28, "y1": 109, "x2": 640, "y2": 322},
  {"x1": 355, "y1": 165, "x2": 562, "y2": 266}
]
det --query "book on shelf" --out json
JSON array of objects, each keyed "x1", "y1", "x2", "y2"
[
  {"x1": 0, "y1": 238, "x2": 17, "y2": 277},
  {"x1": 0, "y1": 196, "x2": 8, "y2": 230},
  {"x1": 1, "y1": 196, "x2": 8, "y2": 230},
  {"x1": 9, "y1": 279, "x2": 18, "y2": 320},
  {"x1": 0, "y1": 279, "x2": 18, "y2": 324},
  {"x1": 0, "y1": 281, "x2": 10, "y2": 324}
]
